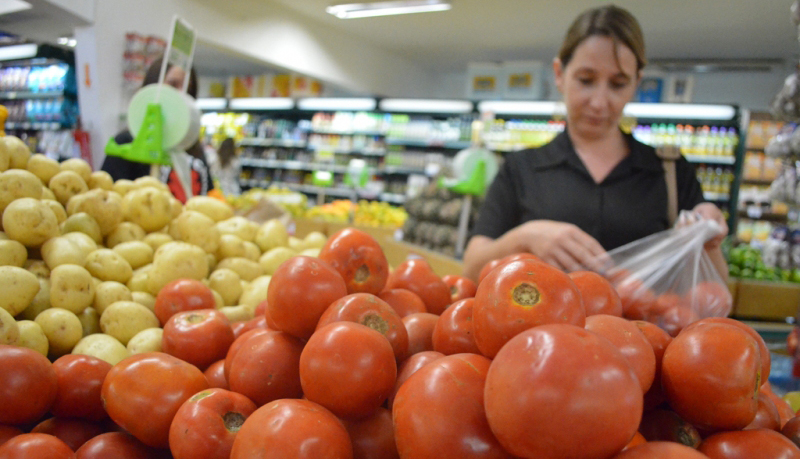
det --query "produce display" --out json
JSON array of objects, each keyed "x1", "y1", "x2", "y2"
[
  {"x1": 403, "y1": 184, "x2": 481, "y2": 257},
  {"x1": 3, "y1": 135, "x2": 800, "y2": 457}
]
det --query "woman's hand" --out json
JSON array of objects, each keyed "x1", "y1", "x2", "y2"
[
  {"x1": 514, "y1": 220, "x2": 607, "y2": 272},
  {"x1": 679, "y1": 203, "x2": 728, "y2": 250}
]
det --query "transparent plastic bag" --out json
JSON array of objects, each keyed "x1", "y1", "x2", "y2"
[{"x1": 591, "y1": 211, "x2": 732, "y2": 336}]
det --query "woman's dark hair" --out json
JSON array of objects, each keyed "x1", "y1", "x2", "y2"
[
  {"x1": 558, "y1": 5, "x2": 646, "y2": 72},
  {"x1": 217, "y1": 137, "x2": 236, "y2": 168},
  {"x1": 143, "y1": 56, "x2": 198, "y2": 99}
]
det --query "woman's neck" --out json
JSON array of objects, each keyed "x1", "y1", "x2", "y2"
[{"x1": 567, "y1": 126, "x2": 629, "y2": 183}]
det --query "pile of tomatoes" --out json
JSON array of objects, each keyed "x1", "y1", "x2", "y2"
[{"x1": 1, "y1": 227, "x2": 800, "y2": 458}]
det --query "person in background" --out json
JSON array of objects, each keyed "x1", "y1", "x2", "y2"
[
  {"x1": 462, "y1": 4, "x2": 728, "y2": 281},
  {"x1": 206, "y1": 137, "x2": 241, "y2": 196},
  {"x1": 101, "y1": 57, "x2": 212, "y2": 202}
]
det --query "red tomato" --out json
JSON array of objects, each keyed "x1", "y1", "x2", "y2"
[
  {"x1": 0, "y1": 344, "x2": 58, "y2": 425},
  {"x1": 51, "y1": 354, "x2": 112, "y2": 421},
  {"x1": 232, "y1": 315, "x2": 267, "y2": 339},
  {"x1": 101, "y1": 352, "x2": 209, "y2": 448},
  {"x1": 484, "y1": 324, "x2": 642, "y2": 459},
  {"x1": 569, "y1": 271, "x2": 623, "y2": 316},
  {"x1": 153, "y1": 278, "x2": 216, "y2": 326},
  {"x1": 615, "y1": 278, "x2": 657, "y2": 321},
  {"x1": 223, "y1": 328, "x2": 270, "y2": 383},
  {"x1": 651, "y1": 293, "x2": 688, "y2": 318},
  {"x1": 169, "y1": 388, "x2": 257, "y2": 459},
  {"x1": 317, "y1": 293, "x2": 409, "y2": 361},
  {"x1": 162, "y1": 309, "x2": 235, "y2": 370},
  {"x1": 230, "y1": 399, "x2": 353, "y2": 458},
  {"x1": 227, "y1": 330, "x2": 304, "y2": 406},
  {"x1": 782, "y1": 416, "x2": 800, "y2": 449},
  {"x1": 267, "y1": 256, "x2": 348, "y2": 339},
  {"x1": 403, "y1": 312, "x2": 439, "y2": 356},
  {"x1": 685, "y1": 280, "x2": 733, "y2": 318},
  {"x1": 442, "y1": 274, "x2": 477, "y2": 302},
  {"x1": 343, "y1": 407, "x2": 399, "y2": 459},
  {"x1": 477, "y1": 252, "x2": 540, "y2": 285},
  {"x1": 684, "y1": 317, "x2": 771, "y2": 382},
  {"x1": 585, "y1": 314, "x2": 656, "y2": 392},
  {"x1": 473, "y1": 259, "x2": 585, "y2": 358},
  {"x1": 204, "y1": 359, "x2": 228, "y2": 390},
  {"x1": 385, "y1": 259, "x2": 451, "y2": 315},
  {"x1": 377, "y1": 289, "x2": 427, "y2": 318},
  {"x1": 432, "y1": 298, "x2": 481, "y2": 355},
  {"x1": 621, "y1": 432, "x2": 646, "y2": 452},
  {"x1": 75, "y1": 432, "x2": 167, "y2": 459},
  {"x1": 764, "y1": 387, "x2": 796, "y2": 428},
  {"x1": 0, "y1": 433, "x2": 75, "y2": 459},
  {"x1": 789, "y1": 327, "x2": 800, "y2": 357},
  {"x1": 633, "y1": 320, "x2": 673, "y2": 411},
  {"x1": 654, "y1": 305, "x2": 700, "y2": 337},
  {"x1": 393, "y1": 353, "x2": 512, "y2": 458},
  {"x1": 699, "y1": 428, "x2": 800, "y2": 458},
  {"x1": 254, "y1": 299, "x2": 268, "y2": 317},
  {"x1": 0, "y1": 425, "x2": 22, "y2": 447},
  {"x1": 300, "y1": 322, "x2": 397, "y2": 420},
  {"x1": 661, "y1": 322, "x2": 760, "y2": 431},
  {"x1": 31, "y1": 417, "x2": 105, "y2": 451},
  {"x1": 319, "y1": 228, "x2": 389, "y2": 295},
  {"x1": 612, "y1": 441, "x2": 709, "y2": 458},
  {"x1": 745, "y1": 392, "x2": 781, "y2": 431},
  {"x1": 388, "y1": 350, "x2": 444, "y2": 409},
  {"x1": 638, "y1": 409, "x2": 701, "y2": 448}
]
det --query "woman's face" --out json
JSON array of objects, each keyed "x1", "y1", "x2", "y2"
[
  {"x1": 554, "y1": 35, "x2": 640, "y2": 140},
  {"x1": 164, "y1": 66, "x2": 187, "y2": 91}
]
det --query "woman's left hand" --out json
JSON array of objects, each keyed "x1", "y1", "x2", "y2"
[{"x1": 685, "y1": 203, "x2": 728, "y2": 250}]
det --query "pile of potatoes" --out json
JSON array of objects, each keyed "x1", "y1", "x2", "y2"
[{"x1": 0, "y1": 135, "x2": 328, "y2": 365}]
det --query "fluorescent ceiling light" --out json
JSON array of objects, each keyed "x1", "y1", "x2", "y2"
[
  {"x1": 0, "y1": 43, "x2": 37, "y2": 61},
  {"x1": 229, "y1": 98, "x2": 294, "y2": 110},
  {"x1": 478, "y1": 100, "x2": 565, "y2": 115},
  {"x1": 298, "y1": 97, "x2": 376, "y2": 111},
  {"x1": 196, "y1": 98, "x2": 227, "y2": 111},
  {"x1": 380, "y1": 98, "x2": 473, "y2": 113},
  {"x1": 327, "y1": 1, "x2": 451, "y2": 19},
  {"x1": 0, "y1": 0, "x2": 31, "y2": 16},
  {"x1": 623, "y1": 103, "x2": 736, "y2": 120}
]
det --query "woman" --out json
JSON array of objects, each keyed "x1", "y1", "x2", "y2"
[
  {"x1": 463, "y1": 5, "x2": 728, "y2": 281},
  {"x1": 206, "y1": 137, "x2": 241, "y2": 196}
]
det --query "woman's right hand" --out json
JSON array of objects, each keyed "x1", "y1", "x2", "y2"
[{"x1": 514, "y1": 220, "x2": 608, "y2": 272}]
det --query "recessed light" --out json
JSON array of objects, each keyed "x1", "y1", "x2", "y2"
[{"x1": 326, "y1": 1, "x2": 451, "y2": 19}]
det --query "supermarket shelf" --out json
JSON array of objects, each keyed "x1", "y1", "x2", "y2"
[
  {"x1": 738, "y1": 209, "x2": 788, "y2": 222},
  {"x1": 308, "y1": 145, "x2": 386, "y2": 156},
  {"x1": 239, "y1": 138, "x2": 307, "y2": 148},
  {"x1": 238, "y1": 179, "x2": 406, "y2": 204},
  {"x1": 310, "y1": 129, "x2": 385, "y2": 136},
  {"x1": 386, "y1": 138, "x2": 472, "y2": 150},
  {"x1": 240, "y1": 157, "x2": 426, "y2": 176},
  {"x1": 684, "y1": 155, "x2": 735, "y2": 165},
  {"x1": 379, "y1": 193, "x2": 407, "y2": 204},
  {"x1": 5, "y1": 121, "x2": 65, "y2": 130},
  {"x1": 381, "y1": 165, "x2": 427, "y2": 175},
  {"x1": 742, "y1": 178, "x2": 774, "y2": 186},
  {"x1": 703, "y1": 192, "x2": 729, "y2": 202},
  {"x1": 0, "y1": 91, "x2": 65, "y2": 100}
]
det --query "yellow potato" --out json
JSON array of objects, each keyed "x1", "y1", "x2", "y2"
[
  {"x1": 93, "y1": 281, "x2": 133, "y2": 315},
  {"x1": 59, "y1": 158, "x2": 92, "y2": 183},
  {"x1": 0, "y1": 137, "x2": 9, "y2": 171},
  {"x1": 216, "y1": 257, "x2": 264, "y2": 282},
  {"x1": 146, "y1": 242, "x2": 208, "y2": 295},
  {"x1": 0, "y1": 231, "x2": 6, "y2": 240},
  {"x1": 50, "y1": 264, "x2": 95, "y2": 314},
  {"x1": 61, "y1": 231, "x2": 98, "y2": 255},
  {"x1": 185, "y1": 196, "x2": 234, "y2": 222},
  {"x1": 85, "y1": 249, "x2": 133, "y2": 284},
  {"x1": 24, "y1": 259, "x2": 49, "y2": 278},
  {"x1": 259, "y1": 247, "x2": 297, "y2": 275},
  {"x1": 168, "y1": 210, "x2": 220, "y2": 254},
  {"x1": 35, "y1": 307, "x2": 82, "y2": 356},
  {"x1": 105, "y1": 222, "x2": 145, "y2": 248},
  {"x1": 255, "y1": 219, "x2": 289, "y2": 252},
  {"x1": 0, "y1": 307, "x2": 19, "y2": 345},
  {"x1": 87, "y1": 171, "x2": 113, "y2": 191},
  {"x1": 67, "y1": 189, "x2": 123, "y2": 236},
  {"x1": 218, "y1": 304, "x2": 253, "y2": 323},
  {"x1": 17, "y1": 278, "x2": 51, "y2": 321},
  {"x1": 0, "y1": 169, "x2": 43, "y2": 213},
  {"x1": 16, "y1": 320, "x2": 48, "y2": 356},
  {"x1": 49, "y1": 170, "x2": 87, "y2": 206},
  {"x1": 113, "y1": 241, "x2": 154, "y2": 270},
  {"x1": 131, "y1": 291, "x2": 156, "y2": 311},
  {"x1": 143, "y1": 232, "x2": 173, "y2": 251},
  {"x1": 41, "y1": 236, "x2": 90, "y2": 269},
  {"x1": 300, "y1": 247, "x2": 321, "y2": 258},
  {"x1": 207, "y1": 253, "x2": 217, "y2": 272},
  {"x1": 78, "y1": 306, "x2": 101, "y2": 337},
  {"x1": 44, "y1": 200, "x2": 67, "y2": 224},
  {"x1": 127, "y1": 268, "x2": 150, "y2": 293},
  {"x1": 303, "y1": 231, "x2": 328, "y2": 249},
  {"x1": 209, "y1": 269, "x2": 242, "y2": 306},
  {"x1": 27, "y1": 154, "x2": 60, "y2": 184},
  {"x1": 72, "y1": 333, "x2": 129, "y2": 365},
  {"x1": 100, "y1": 301, "x2": 159, "y2": 345},
  {"x1": 133, "y1": 176, "x2": 169, "y2": 192},
  {"x1": 288, "y1": 236, "x2": 304, "y2": 251},
  {"x1": 216, "y1": 216, "x2": 258, "y2": 242},
  {"x1": 2, "y1": 198, "x2": 59, "y2": 246},
  {"x1": 41, "y1": 186, "x2": 56, "y2": 201},
  {"x1": 217, "y1": 234, "x2": 248, "y2": 260},
  {"x1": 0, "y1": 239, "x2": 26, "y2": 267},
  {"x1": 4, "y1": 136, "x2": 31, "y2": 169},
  {"x1": 170, "y1": 197, "x2": 183, "y2": 219},
  {"x1": 239, "y1": 275, "x2": 271, "y2": 309},
  {"x1": 112, "y1": 179, "x2": 135, "y2": 196},
  {"x1": 60, "y1": 212, "x2": 103, "y2": 244},
  {"x1": 122, "y1": 187, "x2": 172, "y2": 233},
  {"x1": 126, "y1": 327, "x2": 162, "y2": 354},
  {"x1": 211, "y1": 289, "x2": 224, "y2": 309},
  {"x1": 242, "y1": 241, "x2": 261, "y2": 261},
  {"x1": 0, "y1": 266, "x2": 39, "y2": 316}
]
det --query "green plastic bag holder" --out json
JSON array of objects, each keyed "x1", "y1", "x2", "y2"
[
  {"x1": 439, "y1": 160, "x2": 487, "y2": 196},
  {"x1": 105, "y1": 103, "x2": 172, "y2": 165}
]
